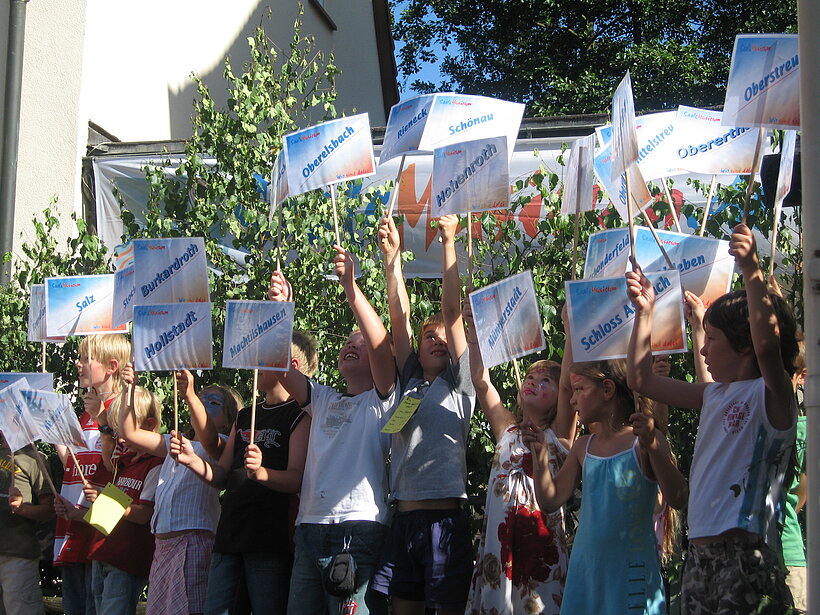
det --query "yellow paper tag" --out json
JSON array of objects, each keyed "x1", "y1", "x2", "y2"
[
  {"x1": 83, "y1": 483, "x2": 132, "y2": 536},
  {"x1": 381, "y1": 394, "x2": 422, "y2": 433}
]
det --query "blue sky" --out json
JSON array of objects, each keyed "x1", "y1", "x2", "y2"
[{"x1": 392, "y1": 1, "x2": 447, "y2": 100}]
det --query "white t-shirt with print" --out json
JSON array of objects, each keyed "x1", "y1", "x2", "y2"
[{"x1": 296, "y1": 380, "x2": 397, "y2": 524}]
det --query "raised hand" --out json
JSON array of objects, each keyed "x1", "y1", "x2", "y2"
[
  {"x1": 333, "y1": 245, "x2": 355, "y2": 289},
  {"x1": 683, "y1": 290, "x2": 705, "y2": 328},
  {"x1": 268, "y1": 270, "x2": 293, "y2": 302},
  {"x1": 728, "y1": 223, "x2": 758, "y2": 274},
  {"x1": 175, "y1": 369, "x2": 196, "y2": 400},
  {"x1": 625, "y1": 260, "x2": 655, "y2": 313},
  {"x1": 437, "y1": 214, "x2": 460, "y2": 244},
  {"x1": 378, "y1": 216, "x2": 401, "y2": 260}
]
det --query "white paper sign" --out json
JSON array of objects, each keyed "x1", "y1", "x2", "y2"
[
  {"x1": 21, "y1": 390, "x2": 86, "y2": 448},
  {"x1": 0, "y1": 373, "x2": 54, "y2": 392},
  {"x1": 431, "y1": 136, "x2": 509, "y2": 216},
  {"x1": 380, "y1": 94, "x2": 436, "y2": 163},
  {"x1": 774, "y1": 130, "x2": 797, "y2": 209},
  {"x1": 283, "y1": 113, "x2": 376, "y2": 196},
  {"x1": 566, "y1": 271, "x2": 686, "y2": 362},
  {"x1": 561, "y1": 134, "x2": 596, "y2": 215},
  {"x1": 597, "y1": 111, "x2": 685, "y2": 181},
  {"x1": 672, "y1": 106, "x2": 761, "y2": 175},
  {"x1": 584, "y1": 228, "x2": 734, "y2": 308},
  {"x1": 593, "y1": 143, "x2": 652, "y2": 222},
  {"x1": 417, "y1": 93, "x2": 524, "y2": 160},
  {"x1": 468, "y1": 271, "x2": 545, "y2": 369},
  {"x1": 132, "y1": 237, "x2": 210, "y2": 306},
  {"x1": 222, "y1": 301, "x2": 294, "y2": 371},
  {"x1": 723, "y1": 34, "x2": 800, "y2": 129},
  {"x1": 112, "y1": 265, "x2": 136, "y2": 328},
  {"x1": 133, "y1": 303, "x2": 213, "y2": 371},
  {"x1": 0, "y1": 378, "x2": 37, "y2": 452},
  {"x1": 28, "y1": 285, "x2": 66, "y2": 342},
  {"x1": 45, "y1": 275, "x2": 127, "y2": 337},
  {"x1": 610, "y1": 72, "x2": 639, "y2": 181}
]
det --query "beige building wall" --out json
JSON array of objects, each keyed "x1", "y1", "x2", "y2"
[{"x1": 2, "y1": 0, "x2": 393, "y2": 257}]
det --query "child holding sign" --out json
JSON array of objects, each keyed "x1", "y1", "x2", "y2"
[
  {"x1": 372, "y1": 214, "x2": 476, "y2": 614},
  {"x1": 171, "y1": 334, "x2": 316, "y2": 614},
  {"x1": 626, "y1": 223, "x2": 798, "y2": 614},
  {"x1": 53, "y1": 333, "x2": 130, "y2": 615},
  {"x1": 267, "y1": 245, "x2": 397, "y2": 615},
  {"x1": 462, "y1": 303, "x2": 576, "y2": 615},
  {"x1": 117, "y1": 367, "x2": 239, "y2": 615},
  {"x1": 523, "y1": 359, "x2": 687, "y2": 615},
  {"x1": 56, "y1": 386, "x2": 164, "y2": 615}
]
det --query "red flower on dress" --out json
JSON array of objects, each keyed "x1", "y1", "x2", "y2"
[{"x1": 497, "y1": 504, "x2": 558, "y2": 587}]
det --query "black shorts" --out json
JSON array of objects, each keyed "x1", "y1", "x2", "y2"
[{"x1": 371, "y1": 508, "x2": 473, "y2": 611}]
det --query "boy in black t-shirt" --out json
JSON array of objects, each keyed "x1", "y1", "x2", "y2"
[{"x1": 173, "y1": 332, "x2": 318, "y2": 614}]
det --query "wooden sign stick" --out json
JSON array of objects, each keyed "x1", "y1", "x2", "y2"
[
  {"x1": 698, "y1": 175, "x2": 718, "y2": 237},
  {"x1": 249, "y1": 369, "x2": 259, "y2": 447},
  {"x1": 741, "y1": 127, "x2": 766, "y2": 225},
  {"x1": 386, "y1": 155, "x2": 407, "y2": 219}
]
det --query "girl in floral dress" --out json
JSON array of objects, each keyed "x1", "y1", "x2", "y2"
[{"x1": 464, "y1": 304, "x2": 577, "y2": 615}]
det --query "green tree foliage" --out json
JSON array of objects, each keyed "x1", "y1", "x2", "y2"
[{"x1": 391, "y1": 0, "x2": 798, "y2": 115}]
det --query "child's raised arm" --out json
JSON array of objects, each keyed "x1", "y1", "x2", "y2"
[
  {"x1": 463, "y1": 301, "x2": 515, "y2": 441},
  {"x1": 176, "y1": 370, "x2": 225, "y2": 460},
  {"x1": 438, "y1": 215, "x2": 467, "y2": 362},
  {"x1": 626, "y1": 263, "x2": 706, "y2": 410},
  {"x1": 522, "y1": 424, "x2": 584, "y2": 513},
  {"x1": 684, "y1": 291, "x2": 712, "y2": 385},
  {"x1": 379, "y1": 216, "x2": 414, "y2": 370},
  {"x1": 729, "y1": 223, "x2": 794, "y2": 430},
  {"x1": 117, "y1": 363, "x2": 167, "y2": 458},
  {"x1": 335, "y1": 245, "x2": 396, "y2": 397},
  {"x1": 551, "y1": 305, "x2": 578, "y2": 449}
]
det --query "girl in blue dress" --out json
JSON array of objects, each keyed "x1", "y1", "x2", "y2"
[{"x1": 522, "y1": 359, "x2": 687, "y2": 615}]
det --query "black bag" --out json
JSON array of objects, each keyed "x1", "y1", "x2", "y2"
[{"x1": 324, "y1": 539, "x2": 357, "y2": 597}]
